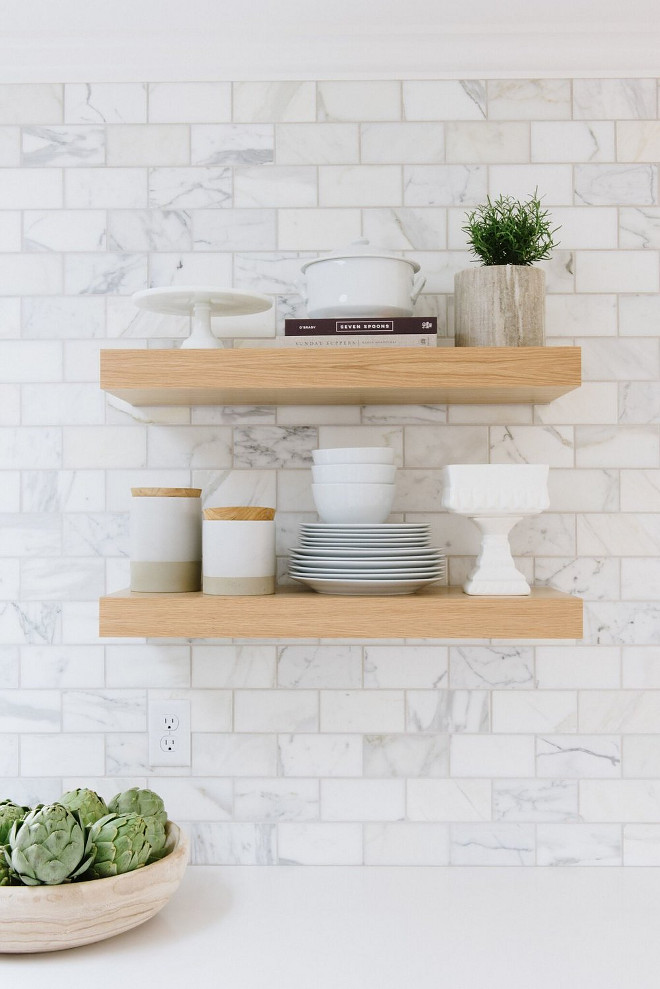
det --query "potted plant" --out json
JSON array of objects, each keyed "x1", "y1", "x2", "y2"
[{"x1": 454, "y1": 191, "x2": 560, "y2": 347}]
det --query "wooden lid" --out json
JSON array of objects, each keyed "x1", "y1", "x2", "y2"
[
  {"x1": 203, "y1": 506, "x2": 276, "y2": 521},
  {"x1": 131, "y1": 488, "x2": 202, "y2": 498}
]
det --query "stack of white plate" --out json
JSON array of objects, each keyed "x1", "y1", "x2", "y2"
[{"x1": 289, "y1": 523, "x2": 446, "y2": 595}]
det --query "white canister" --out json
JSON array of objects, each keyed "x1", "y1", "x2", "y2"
[
  {"x1": 130, "y1": 488, "x2": 202, "y2": 592},
  {"x1": 203, "y1": 507, "x2": 276, "y2": 596}
]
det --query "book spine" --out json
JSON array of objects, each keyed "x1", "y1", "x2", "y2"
[
  {"x1": 278, "y1": 335, "x2": 436, "y2": 348},
  {"x1": 284, "y1": 317, "x2": 437, "y2": 336}
]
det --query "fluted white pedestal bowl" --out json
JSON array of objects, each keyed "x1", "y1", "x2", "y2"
[{"x1": 441, "y1": 464, "x2": 549, "y2": 596}]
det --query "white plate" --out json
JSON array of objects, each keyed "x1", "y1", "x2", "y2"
[
  {"x1": 289, "y1": 564, "x2": 445, "y2": 575},
  {"x1": 132, "y1": 286, "x2": 273, "y2": 317},
  {"x1": 290, "y1": 574, "x2": 443, "y2": 595},
  {"x1": 301, "y1": 523, "x2": 428, "y2": 531},
  {"x1": 290, "y1": 556, "x2": 444, "y2": 568},
  {"x1": 299, "y1": 541, "x2": 430, "y2": 548}
]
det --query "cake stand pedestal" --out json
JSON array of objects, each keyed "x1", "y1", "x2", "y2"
[{"x1": 132, "y1": 287, "x2": 273, "y2": 349}]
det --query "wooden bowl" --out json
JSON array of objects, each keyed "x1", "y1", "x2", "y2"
[{"x1": 0, "y1": 821, "x2": 189, "y2": 953}]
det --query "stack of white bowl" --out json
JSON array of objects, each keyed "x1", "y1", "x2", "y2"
[{"x1": 311, "y1": 447, "x2": 396, "y2": 523}]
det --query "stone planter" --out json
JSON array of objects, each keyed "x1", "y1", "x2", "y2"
[{"x1": 454, "y1": 265, "x2": 545, "y2": 347}]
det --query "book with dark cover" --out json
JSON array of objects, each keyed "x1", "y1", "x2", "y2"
[{"x1": 285, "y1": 317, "x2": 437, "y2": 336}]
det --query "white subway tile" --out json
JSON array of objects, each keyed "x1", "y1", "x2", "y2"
[
  {"x1": 446, "y1": 122, "x2": 528, "y2": 163},
  {"x1": 65, "y1": 167, "x2": 147, "y2": 208},
  {"x1": 24, "y1": 210, "x2": 106, "y2": 253},
  {"x1": 63, "y1": 689, "x2": 146, "y2": 732},
  {"x1": 449, "y1": 646, "x2": 534, "y2": 690},
  {"x1": 619, "y1": 294, "x2": 660, "y2": 336},
  {"x1": 578, "y1": 513, "x2": 660, "y2": 556},
  {"x1": 0, "y1": 689, "x2": 60, "y2": 731},
  {"x1": 537, "y1": 735, "x2": 620, "y2": 778},
  {"x1": 624, "y1": 825, "x2": 660, "y2": 865},
  {"x1": 276, "y1": 123, "x2": 358, "y2": 164},
  {"x1": 322, "y1": 690, "x2": 404, "y2": 733},
  {"x1": 403, "y1": 81, "x2": 485, "y2": 121},
  {"x1": 20, "y1": 645, "x2": 104, "y2": 688},
  {"x1": 581, "y1": 690, "x2": 660, "y2": 731},
  {"x1": 451, "y1": 735, "x2": 535, "y2": 777},
  {"x1": 0, "y1": 514, "x2": 61, "y2": 556},
  {"x1": 535, "y1": 556, "x2": 619, "y2": 601},
  {"x1": 363, "y1": 646, "x2": 447, "y2": 689},
  {"x1": 548, "y1": 468, "x2": 618, "y2": 512},
  {"x1": 318, "y1": 82, "x2": 400, "y2": 122},
  {"x1": 0, "y1": 735, "x2": 18, "y2": 775},
  {"x1": 404, "y1": 165, "x2": 486, "y2": 206},
  {"x1": 365, "y1": 822, "x2": 449, "y2": 864},
  {"x1": 488, "y1": 79, "x2": 571, "y2": 119},
  {"x1": 619, "y1": 207, "x2": 660, "y2": 249},
  {"x1": 584, "y1": 602, "x2": 660, "y2": 646},
  {"x1": 63, "y1": 426, "x2": 146, "y2": 469},
  {"x1": 619, "y1": 382, "x2": 660, "y2": 424},
  {"x1": 362, "y1": 122, "x2": 444, "y2": 164},
  {"x1": 573, "y1": 79, "x2": 657, "y2": 119},
  {"x1": 0, "y1": 255, "x2": 61, "y2": 295},
  {"x1": 493, "y1": 779, "x2": 578, "y2": 822},
  {"x1": 489, "y1": 164, "x2": 573, "y2": 204},
  {"x1": 65, "y1": 83, "x2": 146, "y2": 123},
  {"x1": 235, "y1": 778, "x2": 318, "y2": 822},
  {"x1": 319, "y1": 165, "x2": 400, "y2": 208},
  {"x1": 408, "y1": 779, "x2": 490, "y2": 821},
  {"x1": 234, "y1": 82, "x2": 315, "y2": 123},
  {"x1": 537, "y1": 824, "x2": 621, "y2": 866},
  {"x1": 106, "y1": 645, "x2": 190, "y2": 688},
  {"x1": 235, "y1": 690, "x2": 318, "y2": 732},
  {"x1": 277, "y1": 207, "x2": 360, "y2": 250},
  {"x1": 323, "y1": 779, "x2": 404, "y2": 821},
  {"x1": 451, "y1": 823, "x2": 534, "y2": 865},
  {"x1": 106, "y1": 125, "x2": 189, "y2": 166},
  {"x1": 581, "y1": 780, "x2": 660, "y2": 822},
  {"x1": 193, "y1": 733, "x2": 277, "y2": 777},
  {"x1": 149, "y1": 778, "x2": 232, "y2": 821},
  {"x1": 623, "y1": 736, "x2": 660, "y2": 777},
  {"x1": 65, "y1": 252, "x2": 147, "y2": 296},
  {"x1": 492, "y1": 691, "x2": 577, "y2": 733},
  {"x1": 235, "y1": 165, "x2": 316, "y2": 208},
  {"x1": 363, "y1": 207, "x2": 447, "y2": 251},
  {"x1": 575, "y1": 425, "x2": 659, "y2": 468},
  {"x1": 21, "y1": 557, "x2": 105, "y2": 600},
  {"x1": 364, "y1": 733, "x2": 449, "y2": 778},
  {"x1": 490, "y1": 424, "x2": 574, "y2": 467},
  {"x1": 192, "y1": 645, "x2": 275, "y2": 688},
  {"x1": 546, "y1": 294, "x2": 617, "y2": 337},
  {"x1": 278, "y1": 734, "x2": 362, "y2": 778},
  {"x1": 191, "y1": 124, "x2": 273, "y2": 165},
  {"x1": 0, "y1": 169, "x2": 61, "y2": 209},
  {"x1": 147, "y1": 425, "x2": 232, "y2": 469},
  {"x1": 0, "y1": 84, "x2": 62, "y2": 124},
  {"x1": 22, "y1": 126, "x2": 104, "y2": 167},
  {"x1": 193, "y1": 207, "x2": 274, "y2": 251},
  {"x1": 108, "y1": 209, "x2": 191, "y2": 252},
  {"x1": 536, "y1": 646, "x2": 620, "y2": 689},
  {"x1": 149, "y1": 83, "x2": 231, "y2": 123},
  {"x1": 623, "y1": 647, "x2": 660, "y2": 687},
  {"x1": 405, "y1": 424, "x2": 487, "y2": 467},
  {"x1": 407, "y1": 690, "x2": 489, "y2": 733},
  {"x1": 21, "y1": 733, "x2": 104, "y2": 775},
  {"x1": 190, "y1": 822, "x2": 275, "y2": 865},
  {"x1": 277, "y1": 645, "x2": 362, "y2": 689},
  {"x1": 532, "y1": 122, "x2": 615, "y2": 163},
  {"x1": 0, "y1": 601, "x2": 61, "y2": 645},
  {"x1": 575, "y1": 165, "x2": 657, "y2": 206},
  {"x1": 621, "y1": 558, "x2": 660, "y2": 599},
  {"x1": 279, "y1": 823, "x2": 362, "y2": 864}
]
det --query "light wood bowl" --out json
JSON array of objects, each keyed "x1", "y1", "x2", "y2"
[{"x1": 0, "y1": 821, "x2": 189, "y2": 953}]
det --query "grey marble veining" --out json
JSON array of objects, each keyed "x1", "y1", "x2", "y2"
[
  {"x1": 407, "y1": 690, "x2": 489, "y2": 733},
  {"x1": 450, "y1": 647, "x2": 534, "y2": 690},
  {"x1": 233, "y1": 426, "x2": 317, "y2": 469},
  {"x1": 23, "y1": 126, "x2": 105, "y2": 166}
]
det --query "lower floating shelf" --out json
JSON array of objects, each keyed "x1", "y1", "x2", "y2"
[{"x1": 99, "y1": 586, "x2": 583, "y2": 640}]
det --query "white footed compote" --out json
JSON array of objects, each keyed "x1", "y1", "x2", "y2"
[
  {"x1": 441, "y1": 464, "x2": 550, "y2": 596},
  {"x1": 132, "y1": 286, "x2": 273, "y2": 349}
]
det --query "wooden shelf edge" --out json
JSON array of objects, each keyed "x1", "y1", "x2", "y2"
[
  {"x1": 99, "y1": 586, "x2": 583, "y2": 640},
  {"x1": 100, "y1": 346, "x2": 582, "y2": 407}
]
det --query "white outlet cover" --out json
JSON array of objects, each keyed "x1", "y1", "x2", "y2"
[{"x1": 148, "y1": 699, "x2": 191, "y2": 768}]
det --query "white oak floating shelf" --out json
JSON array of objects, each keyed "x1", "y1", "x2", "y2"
[
  {"x1": 100, "y1": 347, "x2": 581, "y2": 407},
  {"x1": 99, "y1": 587, "x2": 583, "y2": 640}
]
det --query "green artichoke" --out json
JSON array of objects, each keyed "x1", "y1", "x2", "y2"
[
  {"x1": 0, "y1": 800, "x2": 29, "y2": 845},
  {"x1": 60, "y1": 788, "x2": 109, "y2": 828},
  {"x1": 0, "y1": 848, "x2": 13, "y2": 886},
  {"x1": 85, "y1": 813, "x2": 152, "y2": 880},
  {"x1": 108, "y1": 788, "x2": 168, "y2": 861},
  {"x1": 6, "y1": 804, "x2": 94, "y2": 886}
]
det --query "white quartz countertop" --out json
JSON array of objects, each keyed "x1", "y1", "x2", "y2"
[{"x1": 5, "y1": 866, "x2": 660, "y2": 988}]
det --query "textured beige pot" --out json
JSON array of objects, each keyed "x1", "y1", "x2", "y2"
[
  {"x1": 454, "y1": 265, "x2": 545, "y2": 347},
  {"x1": 0, "y1": 822, "x2": 189, "y2": 953}
]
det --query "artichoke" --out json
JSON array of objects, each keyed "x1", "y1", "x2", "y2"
[
  {"x1": 0, "y1": 800, "x2": 29, "y2": 845},
  {"x1": 60, "y1": 788, "x2": 108, "y2": 828},
  {"x1": 6, "y1": 804, "x2": 94, "y2": 886},
  {"x1": 85, "y1": 813, "x2": 152, "y2": 880},
  {"x1": 108, "y1": 788, "x2": 168, "y2": 861},
  {"x1": 0, "y1": 848, "x2": 13, "y2": 886}
]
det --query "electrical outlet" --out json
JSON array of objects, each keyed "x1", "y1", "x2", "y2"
[{"x1": 148, "y1": 699, "x2": 191, "y2": 767}]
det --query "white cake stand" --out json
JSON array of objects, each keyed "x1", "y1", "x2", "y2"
[{"x1": 132, "y1": 287, "x2": 273, "y2": 349}]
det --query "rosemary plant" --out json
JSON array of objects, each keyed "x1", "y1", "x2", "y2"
[{"x1": 462, "y1": 191, "x2": 560, "y2": 266}]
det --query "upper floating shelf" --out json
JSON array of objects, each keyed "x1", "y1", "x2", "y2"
[{"x1": 100, "y1": 347, "x2": 581, "y2": 407}]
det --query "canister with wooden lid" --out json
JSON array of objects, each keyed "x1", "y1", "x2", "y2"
[
  {"x1": 202, "y1": 506, "x2": 276, "y2": 595},
  {"x1": 130, "y1": 488, "x2": 202, "y2": 592}
]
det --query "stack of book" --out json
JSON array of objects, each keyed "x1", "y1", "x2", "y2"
[{"x1": 281, "y1": 317, "x2": 437, "y2": 348}]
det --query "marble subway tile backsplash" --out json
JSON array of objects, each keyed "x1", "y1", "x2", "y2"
[{"x1": 1, "y1": 76, "x2": 659, "y2": 866}]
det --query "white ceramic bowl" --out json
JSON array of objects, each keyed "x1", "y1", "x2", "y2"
[
  {"x1": 312, "y1": 482, "x2": 395, "y2": 523},
  {"x1": 312, "y1": 447, "x2": 395, "y2": 466},
  {"x1": 0, "y1": 822, "x2": 189, "y2": 954},
  {"x1": 312, "y1": 463, "x2": 396, "y2": 484}
]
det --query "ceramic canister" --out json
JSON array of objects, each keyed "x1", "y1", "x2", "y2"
[
  {"x1": 130, "y1": 488, "x2": 202, "y2": 592},
  {"x1": 202, "y1": 507, "x2": 276, "y2": 595}
]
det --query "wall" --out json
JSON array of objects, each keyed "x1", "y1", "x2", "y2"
[{"x1": 2, "y1": 77, "x2": 660, "y2": 866}]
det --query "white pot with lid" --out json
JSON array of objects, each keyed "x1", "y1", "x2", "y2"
[{"x1": 301, "y1": 240, "x2": 426, "y2": 318}]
